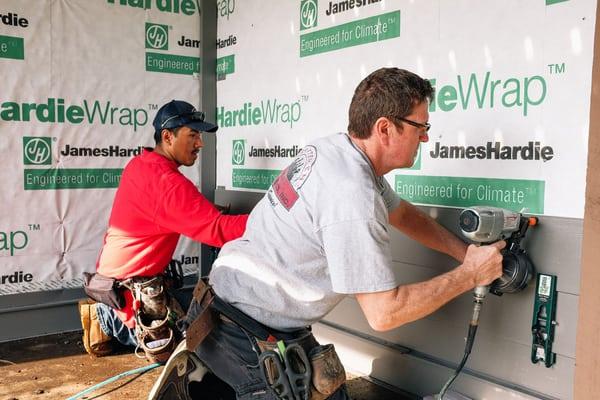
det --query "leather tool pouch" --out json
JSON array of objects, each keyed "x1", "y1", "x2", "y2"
[
  {"x1": 83, "y1": 272, "x2": 125, "y2": 310},
  {"x1": 256, "y1": 340, "x2": 346, "y2": 400},
  {"x1": 125, "y1": 276, "x2": 185, "y2": 364},
  {"x1": 309, "y1": 344, "x2": 346, "y2": 398},
  {"x1": 184, "y1": 278, "x2": 217, "y2": 351}
]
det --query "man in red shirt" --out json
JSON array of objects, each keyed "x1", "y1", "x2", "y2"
[{"x1": 79, "y1": 100, "x2": 248, "y2": 358}]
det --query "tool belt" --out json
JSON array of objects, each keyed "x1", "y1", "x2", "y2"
[
  {"x1": 185, "y1": 278, "x2": 346, "y2": 400},
  {"x1": 82, "y1": 261, "x2": 184, "y2": 311},
  {"x1": 120, "y1": 275, "x2": 185, "y2": 363}
]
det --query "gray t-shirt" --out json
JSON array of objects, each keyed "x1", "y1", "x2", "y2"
[{"x1": 210, "y1": 133, "x2": 402, "y2": 330}]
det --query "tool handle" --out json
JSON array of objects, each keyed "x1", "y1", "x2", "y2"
[
  {"x1": 284, "y1": 343, "x2": 312, "y2": 400},
  {"x1": 259, "y1": 350, "x2": 294, "y2": 400}
]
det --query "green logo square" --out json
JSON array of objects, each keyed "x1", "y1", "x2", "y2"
[
  {"x1": 146, "y1": 22, "x2": 169, "y2": 50},
  {"x1": 300, "y1": 0, "x2": 318, "y2": 31},
  {"x1": 23, "y1": 137, "x2": 52, "y2": 165},
  {"x1": 232, "y1": 140, "x2": 245, "y2": 165}
]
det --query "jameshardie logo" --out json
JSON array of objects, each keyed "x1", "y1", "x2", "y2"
[
  {"x1": 23, "y1": 137, "x2": 52, "y2": 165},
  {"x1": 300, "y1": 0, "x2": 318, "y2": 31},
  {"x1": 232, "y1": 139, "x2": 245, "y2": 165},
  {"x1": 145, "y1": 21, "x2": 199, "y2": 76},
  {"x1": 146, "y1": 22, "x2": 169, "y2": 50}
]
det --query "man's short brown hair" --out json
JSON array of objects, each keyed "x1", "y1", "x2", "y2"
[{"x1": 348, "y1": 68, "x2": 434, "y2": 139}]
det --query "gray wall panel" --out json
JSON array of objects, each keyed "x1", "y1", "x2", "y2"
[
  {"x1": 376, "y1": 261, "x2": 578, "y2": 357},
  {"x1": 0, "y1": 289, "x2": 84, "y2": 342},
  {"x1": 322, "y1": 205, "x2": 581, "y2": 399},
  {"x1": 314, "y1": 323, "x2": 565, "y2": 400},
  {"x1": 323, "y1": 282, "x2": 577, "y2": 398},
  {"x1": 214, "y1": 187, "x2": 264, "y2": 214},
  {"x1": 325, "y1": 292, "x2": 575, "y2": 358}
]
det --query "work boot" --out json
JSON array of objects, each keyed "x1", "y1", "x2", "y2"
[
  {"x1": 147, "y1": 340, "x2": 208, "y2": 400},
  {"x1": 78, "y1": 299, "x2": 113, "y2": 357}
]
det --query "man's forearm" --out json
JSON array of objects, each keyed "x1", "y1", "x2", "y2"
[
  {"x1": 389, "y1": 200, "x2": 467, "y2": 262},
  {"x1": 356, "y1": 242, "x2": 504, "y2": 331},
  {"x1": 359, "y1": 266, "x2": 475, "y2": 331}
]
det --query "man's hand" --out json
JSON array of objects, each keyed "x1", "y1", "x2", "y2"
[{"x1": 460, "y1": 241, "x2": 505, "y2": 287}]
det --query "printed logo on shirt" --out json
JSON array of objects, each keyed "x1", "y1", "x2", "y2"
[
  {"x1": 232, "y1": 139, "x2": 245, "y2": 165},
  {"x1": 269, "y1": 145, "x2": 317, "y2": 210}
]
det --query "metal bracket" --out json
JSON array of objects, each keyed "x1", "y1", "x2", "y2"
[{"x1": 531, "y1": 273, "x2": 557, "y2": 367}]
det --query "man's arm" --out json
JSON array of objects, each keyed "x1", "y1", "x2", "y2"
[
  {"x1": 157, "y1": 178, "x2": 248, "y2": 247},
  {"x1": 355, "y1": 241, "x2": 505, "y2": 331},
  {"x1": 388, "y1": 200, "x2": 468, "y2": 262}
]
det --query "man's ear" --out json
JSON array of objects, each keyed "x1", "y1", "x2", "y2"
[
  {"x1": 373, "y1": 117, "x2": 394, "y2": 145},
  {"x1": 161, "y1": 129, "x2": 173, "y2": 145}
]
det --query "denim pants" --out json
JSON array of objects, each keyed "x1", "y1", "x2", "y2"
[
  {"x1": 184, "y1": 299, "x2": 352, "y2": 399},
  {"x1": 96, "y1": 302, "x2": 138, "y2": 347}
]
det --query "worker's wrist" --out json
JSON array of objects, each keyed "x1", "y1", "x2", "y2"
[{"x1": 452, "y1": 240, "x2": 469, "y2": 263}]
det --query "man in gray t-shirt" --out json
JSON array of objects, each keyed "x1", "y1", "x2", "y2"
[
  {"x1": 211, "y1": 132, "x2": 402, "y2": 330},
  {"x1": 150, "y1": 68, "x2": 504, "y2": 400}
]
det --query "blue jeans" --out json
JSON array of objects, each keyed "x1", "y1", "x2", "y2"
[
  {"x1": 184, "y1": 299, "x2": 351, "y2": 399},
  {"x1": 96, "y1": 302, "x2": 138, "y2": 347}
]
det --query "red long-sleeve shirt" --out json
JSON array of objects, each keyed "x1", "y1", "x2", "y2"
[{"x1": 96, "y1": 149, "x2": 247, "y2": 327}]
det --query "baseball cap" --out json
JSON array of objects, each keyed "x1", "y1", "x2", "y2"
[{"x1": 152, "y1": 100, "x2": 218, "y2": 133}]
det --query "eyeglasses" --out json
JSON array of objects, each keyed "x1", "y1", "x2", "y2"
[
  {"x1": 395, "y1": 116, "x2": 431, "y2": 132},
  {"x1": 161, "y1": 111, "x2": 206, "y2": 128}
]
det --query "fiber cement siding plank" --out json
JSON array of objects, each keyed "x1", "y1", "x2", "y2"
[
  {"x1": 314, "y1": 322, "x2": 572, "y2": 400},
  {"x1": 326, "y1": 269, "x2": 576, "y2": 358},
  {"x1": 324, "y1": 288, "x2": 576, "y2": 399}
]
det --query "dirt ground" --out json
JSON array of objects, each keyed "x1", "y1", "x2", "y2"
[{"x1": 0, "y1": 332, "x2": 417, "y2": 400}]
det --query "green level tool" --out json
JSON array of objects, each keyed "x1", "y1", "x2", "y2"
[{"x1": 531, "y1": 273, "x2": 557, "y2": 367}]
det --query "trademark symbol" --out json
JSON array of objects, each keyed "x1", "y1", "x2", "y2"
[
  {"x1": 52, "y1": 137, "x2": 57, "y2": 142},
  {"x1": 149, "y1": 104, "x2": 159, "y2": 110},
  {"x1": 301, "y1": 95, "x2": 309, "y2": 102},
  {"x1": 548, "y1": 63, "x2": 566, "y2": 74},
  {"x1": 28, "y1": 224, "x2": 40, "y2": 231},
  {"x1": 169, "y1": 25, "x2": 173, "y2": 30}
]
